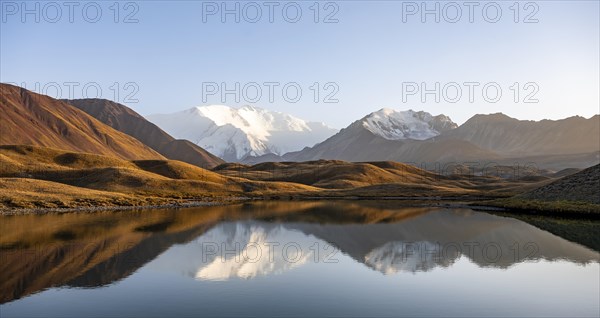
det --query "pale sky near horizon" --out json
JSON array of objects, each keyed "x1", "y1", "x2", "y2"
[{"x1": 1, "y1": 1, "x2": 599, "y2": 128}]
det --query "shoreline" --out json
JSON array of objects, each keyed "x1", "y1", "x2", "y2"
[
  {"x1": 1, "y1": 196, "x2": 598, "y2": 219},
  {"x1": 0, "y1": 195, "x2": 499, "y2": 216},
  {"x1": 0, "y1": 198, "x2": 252, "y2": 216}
]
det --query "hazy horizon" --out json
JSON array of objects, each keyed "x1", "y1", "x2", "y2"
[
  {"x1": 144, "y1": 102, "x2": 599, "y2": 128},
  {"x1": 2, "y1": 81, "x2": 599, "y2": 128}
]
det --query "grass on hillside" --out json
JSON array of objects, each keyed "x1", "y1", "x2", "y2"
[
  {"x1": 0, "y1": 178, "x2": 167, "y2": 209},
  {"x1": 2, "y1": 145, "x2": 596, "y2": 215}
]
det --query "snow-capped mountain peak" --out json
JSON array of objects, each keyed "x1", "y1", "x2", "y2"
[
  {"x1": 147, "y1": 105, "x2": 338, "y2": 162},
  {"x1": 361, "y1": 108, "x2": 457, "y2": 141}
]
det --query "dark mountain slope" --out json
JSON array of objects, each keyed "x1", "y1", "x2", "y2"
[{"x1": 520, "y1": 164, "x2": 600, "y2": 204}]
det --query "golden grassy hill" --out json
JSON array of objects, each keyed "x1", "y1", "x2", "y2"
[
  {"x1": 0, "y1": 178, "x2": 152, "y2": 209},
  {"x1": 0, "y1": 145, "x2": 318, "y2": 209},
  {"x1": 0, "y1": 145, "x2": 559, "y2": 211},
  {"x1": 0, "y1": 84, "x2": 163, "y2": 160},
  {"x1": 213, "y1": 159, "x2": 546, "y2": 198},
  {"x1": 215, "y1": 160, "x2": 440, "y2": 188},
  {"x1": 0, "y1": 145, "x2": 137, "y2": 172}
]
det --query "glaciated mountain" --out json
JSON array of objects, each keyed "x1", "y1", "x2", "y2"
[
  {"x1": 245, "y1": 109, "x2": 599, "y2": 170},
  {"x1": 362, "y1": 108, "x2": 457, "y2": 140},
  {"x1": 245, "y1": 108, "x2": 493, "y2": 164},
  {"x1": 147, "y1": 105, "x2": 337, "y2": 162}
]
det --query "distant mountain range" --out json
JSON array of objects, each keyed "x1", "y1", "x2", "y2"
[
  {"x1": 2, "y1": 83, "x2": 598, "y2": 171},
  {"x1": 438, "y1": 113, "x2": 600, "y2": 157},
  {"x1": 254, "y1": 108, "x2": 495, "y2": 163},
  {"x1": 243, "y1": 109, "x2": 600, "y2": 170},
  {"x1": 147, "y1": 105, "x2": 338, "y2": 162}
]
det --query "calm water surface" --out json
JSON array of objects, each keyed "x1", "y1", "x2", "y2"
[{"x1": 1, "y1": 201, "x2": 599, "y2": 317}]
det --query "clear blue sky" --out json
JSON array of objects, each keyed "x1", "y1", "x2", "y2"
[{"x1": 2, "y1": 0, "x2": 598, "y2": 128}]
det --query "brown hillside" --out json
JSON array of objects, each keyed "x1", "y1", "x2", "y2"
[
  {"x1": 0, "y1": 84, "x2": 163, "y2": 160},
  {"x1": 441, "y1": 113, "x2": 600, "y2": 157},
  {"x1": 64, "y1": 99, "x2": 224, "y2": 168}
]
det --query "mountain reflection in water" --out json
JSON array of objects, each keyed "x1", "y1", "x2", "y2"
[{"x1": 1, "y1": 201, "x2": 598, "y2": 304}]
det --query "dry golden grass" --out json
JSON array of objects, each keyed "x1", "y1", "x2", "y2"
[
  {"x1": 0, "y1": 145, "x2": 136, "y2": 172},
  {"x1": 0, "y1": 178, "x2": 154, "y2": 209},
  {"x1": 215, "y1": 159, "x2": 548, "y2": 199},
  {"x1": 0, "y1": 145, "x2": 319, "y2": 209},
  {"x1": 482, "y1": 165, "x2": 600, "y2": 215},
  {"x1": 133, "y1": 160, "x2": 225, "y2": 181},
  {"x1": 0, "y1": 144, "x2": 578, "y2": 212},
  {"x1": 217, "y1": 160, "x2": 447, "y2": 188}
]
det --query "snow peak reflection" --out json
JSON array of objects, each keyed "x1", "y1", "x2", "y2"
[
  {"x1": 200, "y1": 241, "x2": 339, "y2": 264},
  {"x1": 365, "y1": 241, "x2": 540, "y2": 273},
  {"x1": 194, "y1": 233, "x2": 540, "y2": 278}
]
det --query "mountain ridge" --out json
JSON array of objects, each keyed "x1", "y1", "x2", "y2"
[
  {"x1": 64, "y1": 99, "x2": 224, "y2": 168},
  {"x1": 243, "y1": 110, "x2": 599, "y2": 170},
  {"x1": 440, "y1": 112, "x2": 600, "y2": 157},
  {"x1": 0, "y1": 83, "x2": 163, "y2": 160}
]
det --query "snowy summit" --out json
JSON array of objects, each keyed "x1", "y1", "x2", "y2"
[
  {"x1": 361, "y1": 108, "x2": 457, "y2": 140},
  {"x1": 147, "y1": 105, "x2": 338, "y2": 162}
]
